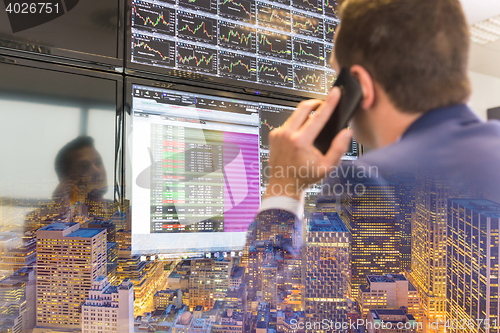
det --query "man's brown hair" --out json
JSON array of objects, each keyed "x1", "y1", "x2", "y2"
[{"x1": 335, "y1": 0, "x2": 471, "y2": 113}]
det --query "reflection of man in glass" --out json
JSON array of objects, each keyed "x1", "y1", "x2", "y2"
[
  {"x1": 53, "y1": 136, "x2": 108, "y2": 208},
  {"x1": 24, "y1": 136, "x2": 111, "y2": 243}
]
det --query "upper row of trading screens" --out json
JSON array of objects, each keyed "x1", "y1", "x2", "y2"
[
  {"x1": 128, "y1": 0, "x2": 339, "y2": 96},
  {"x1": 0, "y1": 0, "x2": 339, "y2": 98}
]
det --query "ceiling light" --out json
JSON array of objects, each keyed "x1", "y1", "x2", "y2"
[{"x1": 470, "y1": 14, "x2": 500, "y2": 45}]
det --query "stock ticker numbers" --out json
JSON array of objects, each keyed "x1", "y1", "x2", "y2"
[
  {"x1": 130, "y1": 0, "x2": 339, "y2": 94},
  {"x1": 150, "y1": 124, "x2": 225, "y2": 233}
]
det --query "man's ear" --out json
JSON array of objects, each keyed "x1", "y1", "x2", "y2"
[{"x1": 350, "y1": 65, "x2": 375, "y2": 110}]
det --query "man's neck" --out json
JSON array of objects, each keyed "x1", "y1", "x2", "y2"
[{"x1": 374, "y1": 104, "x2": 423, "y2": 148}]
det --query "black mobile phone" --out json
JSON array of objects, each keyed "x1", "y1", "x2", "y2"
[{"x1": 314, "y1": 67, "x2": 363, "y2": 155}]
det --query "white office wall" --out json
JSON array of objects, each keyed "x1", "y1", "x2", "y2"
[{"x1": 467, "y1": 70, "x2": 500, "y2": 121}]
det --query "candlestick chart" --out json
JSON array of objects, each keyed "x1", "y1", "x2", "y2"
[
  {"x1": 258, "y1": 60, "x2": 293, "y2": 87},
  {"x1": 177, "y1": 43, "x2": 218, "y2": 74},
  {"x1": 257, "y1": 31, "x2": 292, "y2": 60}
]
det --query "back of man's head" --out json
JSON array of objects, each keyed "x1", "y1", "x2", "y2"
[{"x1": 335, "y1": 0, "x2": 470, "y2": 113}]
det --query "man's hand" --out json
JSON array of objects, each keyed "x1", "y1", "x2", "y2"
[{"x1": 264, "y1": 87, "x2": 353, "y2": 201}]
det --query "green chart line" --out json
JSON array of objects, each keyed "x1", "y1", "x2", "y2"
[
  {"x1": 220, "y1": 59, "x2": 256, "y2": 72},
  {"x1": 220, "y1": 29, "x2": 251, "y2": 45},
  {"x1": 294, "y1": 72, "x2": 321, "y2": 84},
  {"x1": 134, "y1": 41, "x2": 169, "y2": 60},
  {"x1": 293, "y1": 18, "x2": 321, "y2": 33},
  {"x1": 134, "y1": 7, "x2": 169, "y2": 27},
  {"x1": 259, "y1": 34, "x2": 291, "y2": 54},
  {"x1": 259, "y1": 65, "x2": 289, "y2": 82},
  {"x1": 178, "y1": 52, "x2": 214, "y2": 66},
  {"x1": 295, "y1": 44, "x2": 324, "y2": 59},
  {"x1": 179, "y1": 21, "x2": 214, "y2": 40},
  {"x1": 221, "y1": 0, "x2": 252, "y2": 18}
]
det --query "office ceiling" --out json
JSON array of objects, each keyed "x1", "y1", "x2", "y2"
[{"x1": 460, "y1": 0, "x2": 500, "y2": 78}]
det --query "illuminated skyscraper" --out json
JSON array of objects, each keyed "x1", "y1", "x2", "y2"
[
  {"x1": 0, "y1": 239, "x2": 36, "y2": 273},
  {"x1": 315, "y1": 195, "x2": 338, "y2": 213},
  {"x1": 154, "y1": 289, "x2": 184, "y2": 310},
  {"x1": 0, "y1": 266, "x2": 36, "y2": 332},
  {"x1": 389, "y1": 173, "x2": 416, "y2": 270},
  {"x1": 189, "y1": 259, "x2": 217, "y2": 310},
  {"x1": 283, "y1": 254, "x2": 301, "y2": 290},
  {"x1": 304, "y1": 213, "x2": 350, "y2": 330},
  {"x1": 81, "y1": 276, "x2": 134, "y2": 333},
  {"x1": 106, "y1": 242, "x2": 118, "y2": 284},
  {"x1": 214, "y1": 257, "x2": 232, "y2": 302},
  {"x1": 410, "y1": 176, "x2": 456, "y2": 325},
  {"x1": 116, "y1": 253, "x2": 165, "y2": 314},
  {"x1": 446, "y1": 199, "x2": 500, "y2": 333},
  {"x1": 229, "y1": 266, "x2": 244, "y2": 289},
  {"x1": 357, "y1": 274, "x2": 421, "y2": 322},
  {"x1": 340, "y1": 177, "x2": 400, "y2": 299},
  {"x1": 261, "y1": 256, "x2": 278, "y2": 308},
  {"x1": 187, "y1": 257, "x2": 232, "y2": 310},
  {"x1": 224, "y1": 285, "x2": 246, "y2": 313},
  {"x1": 35, "y1": 222, "x2": 107, "y2": 330},
  {"x1": 247, "y1": 241, "x2": 271, "y2": 294},
  {"x1": 246, "y1": 240, "x2": 289, "y2": 312}
]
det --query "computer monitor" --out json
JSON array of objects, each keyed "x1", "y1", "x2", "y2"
[
  {"x1": 488, "y1": 107, "x2": 500, "y2": 121},
  {"x1": 0, "y1": 0, "x2": 124, "y2": 67},
  {"x1": 129, "y1": 81, "x2": 358, "y2": 257},
  {"x1": 127, "y1": 0, "x2": 339, "y2": 99}
]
